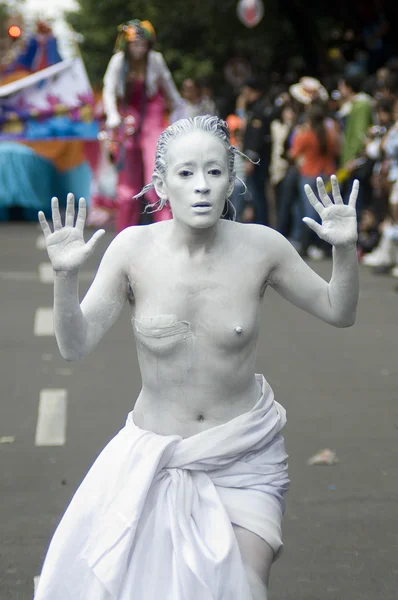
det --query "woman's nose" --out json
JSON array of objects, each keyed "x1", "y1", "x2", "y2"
[{"x1": 194, "y1": 173, "x2": 210, "y2": 194}]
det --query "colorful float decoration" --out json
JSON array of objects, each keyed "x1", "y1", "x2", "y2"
[{"x1": 0, "y1": 20, "x2": 98, "y2": 220}]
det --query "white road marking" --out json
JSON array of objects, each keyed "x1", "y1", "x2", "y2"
[
  {"x1": 0, "y1": 270, "x2": 95, "y2": 282},
  {"x1": 55, "y1": 367, "x2": 73, "y2": 376},
  {"x1": 34, "y1": 308, "x2": 54, "y2": 336},
  {"x1": 38, "y1": 262, "x2": 54, "y2": 284},
  {"x1": 35, "y1": 389, "x2": 67, "y2": 446},
  {"x1": 0, "y1": 271, "x2": 37, "y2": 281},
  {"x1": 34, "y1": 575, "x2": 40, "y2": 593},
  {"x1": 36, "y1": 235, "x2": 46, "y2": 249}
]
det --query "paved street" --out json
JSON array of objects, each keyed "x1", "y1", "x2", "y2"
[{"x1": 0, "y1": 221, "x2": 397, "y2": 600}]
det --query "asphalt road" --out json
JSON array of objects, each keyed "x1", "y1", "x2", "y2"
[{"x1": 0, "y1": 222, "x2": 397, "y2": 600}]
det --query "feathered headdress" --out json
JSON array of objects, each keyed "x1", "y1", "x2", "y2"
[{"x1": 114, "y1": 19, "x2": 156, "y2": 52}]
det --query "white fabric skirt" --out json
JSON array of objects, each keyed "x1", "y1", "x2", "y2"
[{"x1": 34, "y1": 374, "x2": 289, "y2": 600}]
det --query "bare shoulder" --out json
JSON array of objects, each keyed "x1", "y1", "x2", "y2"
[
  {"x1": 223, "y1": 221, "x2": 301, "y2": 286},
  {"x1": 224, "y1": 221, "x2": 292, "y2": 258},
  {"x1": 99, "y1": 225, "x2": 143, "y2": 267},
  {"x1": 112, "y1": 223, "x2": 152, "y2": 245},
  {"x1": 109, "y1": 221, "x2": 170, "y2": 261}
]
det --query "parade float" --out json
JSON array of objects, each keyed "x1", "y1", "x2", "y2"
[{"x1": 0, "y1": 19, "x2": 98, "y2": 220}]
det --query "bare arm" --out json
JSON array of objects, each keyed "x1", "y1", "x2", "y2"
[
  {"x1": 268, "y1": 177, "x2": 359, "y2": 327},
  {"x1": 53, "y1": 237, "x2": 129, "y2": 361},
  {"x1": 39, "y1": 195, "x2": 130, "y2": 361}
]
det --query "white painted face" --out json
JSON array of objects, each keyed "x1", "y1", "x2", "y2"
[{"x1": 155, "y1": 130, "x2": 234, "y2": 229}]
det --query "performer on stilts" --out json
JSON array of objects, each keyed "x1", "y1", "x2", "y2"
[{"x1": 98, "y1": 19, "x2": 182, "y2": 231}]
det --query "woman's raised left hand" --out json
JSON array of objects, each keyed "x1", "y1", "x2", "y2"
[{"x1": 303, "y1": 175, "x2": 359, "y2": 247}]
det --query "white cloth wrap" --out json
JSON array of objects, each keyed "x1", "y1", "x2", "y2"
[{"x1": 34, "y1": 374, "x2": 289, "y2": 600}]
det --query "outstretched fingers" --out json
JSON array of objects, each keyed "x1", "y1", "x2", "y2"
[
  {"x1": 51, "y1": 197, "x2": 62, "y2": 230},
  {"x1": 75, "y1": 197, "x2": 87, "y2": 231},
  {"x1": 303, "y1": 217, "x2": 323, "y2": 237},
  {"x1": 84, "y1": 229, "x2": 106, "y2": 256},
  {"x1": 330, "y1": 174, "x2": 344, "y2": 204},
  {"x1": 316, "y1": 177, "x2": 333, "y2": 207},
  {"x1": 38, "y1": 211, "x2": 51, "y2": 238},
  {"x1": 348, "y1": 179, "x2": 360, "y2": 208},
  {"x1": 304, "y1": 183, "x2": 324, "y2": 215},
  {"x1": 65, "y1": 193, "x2": 76, "y2": 227}
]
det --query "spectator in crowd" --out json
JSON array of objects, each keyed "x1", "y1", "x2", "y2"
[
  {"x1": 375, "y1": 97, "x2": 395, "y2": 130},
  {"x1": 289, "y1": 76, "x2": 329, "y2": 108},
  {"x1": 197, "y1": 76, "x2": 219, "y2": 116},
  {"x1": 360, "y1": 99, "x2": 395, "y2": 215},
  {"x1": 270, "y1": 102, "x2": 302, "y2": 249},
  {"x1": 363, "y1": 96, "x2": 398, "y2": 274},
  {"x1": 290, "y1": 102, "x2": 340, "y2": 258},
  {"x1": 176, "y1": 77, "x2": 218, "y2": 119},
  {"x1": 273, "y1": 78, "x2": 332, "y2": 251},
  {"x1": 241, "y1": 76, "x2": 276, "y2": 226},
  {"x1": 338, "y1": 74, "x2": 373, "y2": 211},
  {"x1": 357, "y1": 208, "x2": 381, "y2": 259},
  {"x1": 379, "y1": 69, "x2": 398, "y2": 102},
  {"x1": 338, "y1": 75, "x2": 373, "y2": 165}
]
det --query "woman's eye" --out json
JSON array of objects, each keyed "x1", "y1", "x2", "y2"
[
  {"x1": 209, "y1": 169, "x2": 221, "y2": 176},
  {"x1": 179, "y1": 170, "x2": 192, "y2": 177}
]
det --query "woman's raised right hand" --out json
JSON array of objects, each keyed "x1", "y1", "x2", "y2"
[{"x1": 38, "y1": 194, "x2": 105, "y2": 273}]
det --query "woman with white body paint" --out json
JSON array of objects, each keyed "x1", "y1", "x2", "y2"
[{"x1": 35, "y1": 115, "x2": 359, "y2": 600}]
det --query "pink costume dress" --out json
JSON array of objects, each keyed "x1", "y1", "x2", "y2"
[
  {"x1": 115, "y1": 79, "x2": 170, "y2": 231},
  {"x1": 101, "y1": 50, "x2": 182, "y2": 232}
]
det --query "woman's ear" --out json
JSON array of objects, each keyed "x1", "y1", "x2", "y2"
[
  {"x1": 153, "y1": 175, "x2": 167, "y2": 200},
  {"x1": 227, "y1": 176, "x2": 236, "y2": 198}
]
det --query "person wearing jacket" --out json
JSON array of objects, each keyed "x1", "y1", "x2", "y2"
[
  {"x1": 241, "y1": 76, "x2": 275, "y2": 226},
  {"x1": 102, "y1": 19, "x2": 182, "y2": 231}
]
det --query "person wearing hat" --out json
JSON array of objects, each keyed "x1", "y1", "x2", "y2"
[
  {"x1": 289, "y1": 76, "x2": 329, "y2": 106},
  {"x1": 241, "y1": 76, "x2": 276, "y2": 226},
  {"x1": 101, "y1": 19, "x2": 182, "y2": 231}
]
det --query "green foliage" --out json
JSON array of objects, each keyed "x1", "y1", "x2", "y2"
[
  {"x1": 65, "y1": 0, "x2": 283, "y2": 90},
  {"x1": 0, "y1": 1, "x2": 11, "y2": 27},
  {"x1": 65, "y1": 0, "x2": 342, "y2": 91}
]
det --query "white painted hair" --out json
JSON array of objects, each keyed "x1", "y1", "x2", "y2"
[{"x1": 134, "y1": 114, "x2": 254, "y2": 218}]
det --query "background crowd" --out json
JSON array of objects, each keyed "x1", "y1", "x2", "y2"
[
  {"x1": 90, "y1": 38, "x2": 398, "y2": 285},
  {"x1": 221, "y1": 63, "x2": 398, "y2": 285},
  {"x1": 1, "y1": 3, "x2": 398, "y2": 284}
]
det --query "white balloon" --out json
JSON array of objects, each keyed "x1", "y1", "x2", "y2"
[{"x1": 237, "y1": 0, "x2": 264, "y2": 28}]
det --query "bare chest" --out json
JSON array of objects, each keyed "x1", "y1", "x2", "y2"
[{"x1": 129, "y1": 256, "x2": 268, "y2": 345}]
